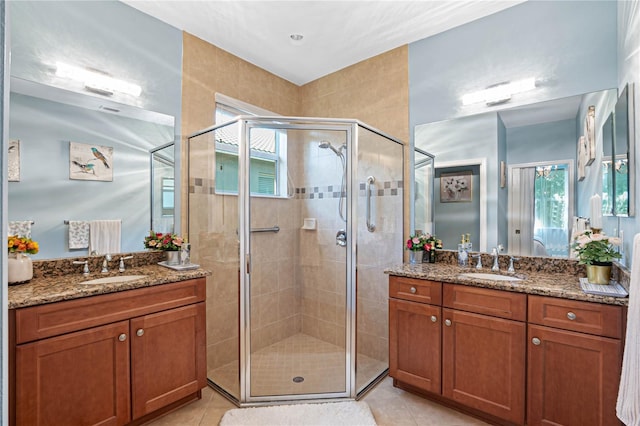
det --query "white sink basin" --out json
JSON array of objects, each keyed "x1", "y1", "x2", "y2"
[
  {"x1": 79, "y1": 275, "x2": 147, "y2": 285},
  {"x1": 460, "y1": 272, "x2": 523, "y2": 282}
]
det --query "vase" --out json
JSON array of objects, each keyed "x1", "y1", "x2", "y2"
[
  {"x1": 409, "y1": 250, "x2": 424, "y2": 264},
  {"x1": 428, "y1": 249, "x2": 437, "y2": 263},
  {"x1": 585, "y1": 262, "x2": 612, "y2": 285},
  {"x1": 8, "y1": 253, "x2": 33, "y2": 285},
  {"x1": 165, "y1": 250, "x2": 180, "y2": 265}
]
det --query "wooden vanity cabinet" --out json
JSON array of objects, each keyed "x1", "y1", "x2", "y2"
[
  {"x1": 442, "y1": 284, "x2": 526, "y2": 425},
  {"x1": 527, "y1": 295, "x2": 623, "y2": 426},
  {"x1": 10, "y1": 278, "x2": 207, "y2": 426}
]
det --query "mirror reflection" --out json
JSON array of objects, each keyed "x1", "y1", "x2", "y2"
[
  {"x1": 416, "y1": 88, "x2": 619, "y2": 257},
  {"x1": 151, "y1": 143, "x2": 176, "y2": 234},
  {"x1": 8, "y1": 79, "x2": 175, "y2": 259}
]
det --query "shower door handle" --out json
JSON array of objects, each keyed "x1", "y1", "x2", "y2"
[{"x1": 366, "y1": 176, "x2": 376, "y2": 232}]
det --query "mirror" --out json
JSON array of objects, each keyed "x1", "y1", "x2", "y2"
[
  {"x1": 8, "y1": 79, "x2": 175, "y2": 259},
  {"x1": 612, "y1": 83, "x2": 635, "y2": 216},
  {"x1": 151, "y1": 143, "x2": 176, "y2": 234},
  {"x1": 415, "y1": 88, "x2": 619, "y2": 256},
  {"x1": 602, "y1": 113, "x2": 615, "y2": 215},
  {"x1": 413, "y1": 148, "x2": 435, "y2": 235}
]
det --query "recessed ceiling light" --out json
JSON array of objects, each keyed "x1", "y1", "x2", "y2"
[{"x1": 290, "y1": 34, "x2": 304, "y2": 41}]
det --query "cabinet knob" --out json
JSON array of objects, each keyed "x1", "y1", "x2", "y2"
[
  {"x1": 444, "y1": 319, "x2": 452, "y2": 326},
  {"x1": 118, "y1": 333, "x2": 127, "y2": 342},
  {"x1": 136, "y1": 328, "x2": 145, "y2": 337},
  {"x1": 431, "y1": 315, "x2": 437, "y2": 323},
  {"x1": 532, "y1": 337, "x2": 541, "y2": 346},
  {"x1": 567, "y1": 312, "x2": 577, "y2": 321},
  {"x1": 410, "y1": 287, "x2": 417, "y2": 294}
]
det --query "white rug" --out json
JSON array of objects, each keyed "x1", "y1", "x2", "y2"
[{"x1": 219, "y1": 401, "x2": 377, "y2": 426}]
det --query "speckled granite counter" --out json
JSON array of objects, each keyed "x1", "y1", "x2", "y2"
[
  {"x1": 385, "y1": 262, "x2": 629, "y2": 307},
  {"x1": 9, "y1": 262, "x2": 211, "y2": 309}
]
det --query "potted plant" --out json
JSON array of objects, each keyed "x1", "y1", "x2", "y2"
[
  {"x1": 144, "y1": 231, "x2": 184, "y2": 265},
  {"x1": 571, "y1": 230, "x2": 622, "y2": 284},
  {"x1": 8, "y1": 235, "x2": 39, "y2": 284},
  {"x1": 406, "y1": 234, "x2": 428, "y2": 264},
  {"x1": 424, "y1": 234, "x2": 443, "y2": 263}
]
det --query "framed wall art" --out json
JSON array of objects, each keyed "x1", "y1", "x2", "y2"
[
  {"x1": 8, "y1": 139, "x2": 20, "y2": 182},
  {"x1": 69, "y1": 141, "x2": 113, "y2": 182},
  {"x1": 440, "y1": 170, "x2": 472, "y2": 202}
]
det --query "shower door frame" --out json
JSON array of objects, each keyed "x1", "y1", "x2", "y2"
[{"x1": 239, "y1": 118, "x2": 357, "y2": 404}]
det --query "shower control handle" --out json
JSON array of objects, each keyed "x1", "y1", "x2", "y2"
[{"x1": 336, "y1": 230, "x2": 347, "y2": 247}]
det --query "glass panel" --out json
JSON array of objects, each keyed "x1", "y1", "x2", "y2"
[
  {"x1": 533, "y1": 163, "x2": 569, "y2": 257},
  {"x1": 248, "y1": 126, "x2": 349, "y2": 398},
  {"x1": 414, "y1": 149, "x2": 434, "y2": 235},
  {"x1": 602, "y1": 113, "x2": 614, "y2": 216},
  {"x1": 151, "y1": 144, "x2": 175, "y2": 233},
  {"x1": 355, "y1": 125, "x2": 403, "y2": 393},
  {"x1": 189, "y1": 121, "x2": 241, "y2": 399}
]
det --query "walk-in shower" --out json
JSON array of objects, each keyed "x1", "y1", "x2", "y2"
[{"x1": 187, "y1": 116, "x2": 404, "y2": 405}]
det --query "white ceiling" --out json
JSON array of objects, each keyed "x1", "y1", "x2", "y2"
[{"x1": 121, "y1": 0, "x2": 525, "y2": 86}]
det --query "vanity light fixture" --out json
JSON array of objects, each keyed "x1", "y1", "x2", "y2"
[
  {"x1": 55, "y1": 61, "x2": 142, "y2": 97},
  {"x1": 462, "y1": 77, "x2": 536, "y2": 106}
]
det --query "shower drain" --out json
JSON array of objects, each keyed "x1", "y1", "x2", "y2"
[{"x1": 292, "y1": 376, "x2": 305, "y2": 383}]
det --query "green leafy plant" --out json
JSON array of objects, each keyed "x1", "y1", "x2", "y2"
[{"x1": 572, "y1": 230, "x2": 622, "y2": 265}]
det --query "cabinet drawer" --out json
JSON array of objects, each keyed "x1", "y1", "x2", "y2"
[
  {"x1": 528, "y1": 295, "x2": 622, "y2": 338},
  {"x1": 443, "y1": 283, "x2": 526, "y2": 321},
  {"x1": 389, "y1": 276, "x2": 441, "y2": 305},
  {"x1": 15, "y1": 278, "x2": 206, "y2": 344}
]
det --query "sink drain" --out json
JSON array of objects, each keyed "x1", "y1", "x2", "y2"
[{"x1": 292, "y1": 376, "x2": 304, "y2": 383}]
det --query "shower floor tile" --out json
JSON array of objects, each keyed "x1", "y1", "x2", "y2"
[{"x1": 209, "y1": 333, "x2": 387, "y2": 399}]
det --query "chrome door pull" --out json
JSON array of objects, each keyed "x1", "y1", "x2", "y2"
[{"x1": 366, "y1": 176, "x2": 376, "y2": 232}]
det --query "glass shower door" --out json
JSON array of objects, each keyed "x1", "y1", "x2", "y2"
[{"x1": 244, "y1": 124, "x2": 350, "y2": 400}]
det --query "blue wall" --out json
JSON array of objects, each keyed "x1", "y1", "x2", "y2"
[{"x1": 507, "y1": 119, "x2": 577, "y2": 165}]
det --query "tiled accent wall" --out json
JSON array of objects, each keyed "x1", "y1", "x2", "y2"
[{"x1": 294, "y1": 180, "x2": 403, "y2": 199}]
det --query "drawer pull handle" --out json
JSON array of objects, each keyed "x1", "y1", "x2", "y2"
[
  {"x1": 118, "y1": 333, "x2": 127, "y2": 342},
  {"x1": 567, "y1": 312, "x2": 577, "y2": 321},
  {"x1": 532, "y1": 337, "x2": 541, "y2": 346},
  {"x1": 410, "y1": 287, "x2": 417, "y2": 294},
  {"x1": 431, "y1": 315, "x2": 437, "y2": 323},
  {"x1": 444, "y1": 319, "x2": 452, "y2": 327},
  {"x1": 136, "y1": 328, "x2": 145, "y2": 337}
]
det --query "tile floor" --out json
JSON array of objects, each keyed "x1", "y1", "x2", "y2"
[{"x1": 147, "y1": 377, "x2": 490, "y2": 425}]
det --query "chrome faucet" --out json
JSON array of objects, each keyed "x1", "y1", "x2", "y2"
[
  {"x1": 491, "y1": 248, "x2": 500, "y2": 272},
  {"x1": 471, "y1": 254, "x2": 483, "y2": 269},
  {"x1": 119, "y1": 255, "x2": 134, "y2": 272},
  {"x1": 101, "y1": 254, "x2": 112, "y2": 273},
  {"x1": 508, "y1": 256, "x2": 520, "y2": 273},
  {"x1": 73, "y1": 260, "x2": 90, "y2": 276}
]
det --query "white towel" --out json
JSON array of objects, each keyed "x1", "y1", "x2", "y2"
[
  {"x1": 89, "y1": 220, "x2": 121, "y2": 255},
  {"x1": 68, "y1": 220, "x2": 90, "y2": 249},
  {"x1": 617, "y1": 233, "x2": 640, "y2": 425},
  {"x1": 9, "y1": 220, "x2": 32, "y2": 238}
]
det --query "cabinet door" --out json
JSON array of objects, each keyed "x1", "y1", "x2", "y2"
[
  {"x1": 130, "y1": 302, "x2": 206, "y2": 419},
  {"x1": 528, "y1": 324, "x2": 622, "y2": 426},
  {"x1": 442, "y1": 308, "x2": 525, "y2": 425},
  {"x1": 389, "y1": 298, "x2": 441, "y2": 393},
  {"x1": 15, "y1": 321, "x2": 131, "y2": 426}
]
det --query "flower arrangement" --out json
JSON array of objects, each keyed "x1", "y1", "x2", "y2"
[
  {"x1": 144, "y1": 231, "x2": 184, "y2": 251},
  {"x1": 424, "y1": 234, "x2": 443, "y2": 252},
  {"x1": 8, "y1": 235, "x2": 39, "y2": 255},
  {"x1": 572, "y1": 230, "x2": 622, "y2": 265},
  {"x1": 406, "y1": 234, "x2": 427, "y2": 251}
]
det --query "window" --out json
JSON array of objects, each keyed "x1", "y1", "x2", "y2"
[
  {"x1": 161, "y1": 177, "x2": 174, "y2": 216},
  {"x1": 213, "y1": 98, "x2": 287, "y2": 197}
]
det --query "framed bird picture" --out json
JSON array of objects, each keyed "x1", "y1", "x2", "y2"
[{"x1": 69, "y1": 141, "x2": 113, "y2": 182}]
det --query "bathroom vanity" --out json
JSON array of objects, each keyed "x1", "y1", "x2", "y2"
[
  {"x1": 8, "y1": 258, "x2": 210, "y2": 426},
  {"x1": 387, "y1": 259, "x2": 627, "y2": 426}
]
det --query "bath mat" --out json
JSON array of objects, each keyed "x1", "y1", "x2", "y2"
[{"x1": 219, "y1": 401, "x2": 377, "y2": 426}]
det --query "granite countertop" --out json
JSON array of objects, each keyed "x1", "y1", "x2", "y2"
[
  {"x1": 385, "y1": 262, "x2": 629, "y2": 307},
  {"x1": 8, "y1": 264, "x2": 211, "y2": 309}
]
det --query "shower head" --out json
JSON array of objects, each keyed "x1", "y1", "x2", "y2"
[{"x1": 318, "y1": 140, "x2": 345, "y2": 156}]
